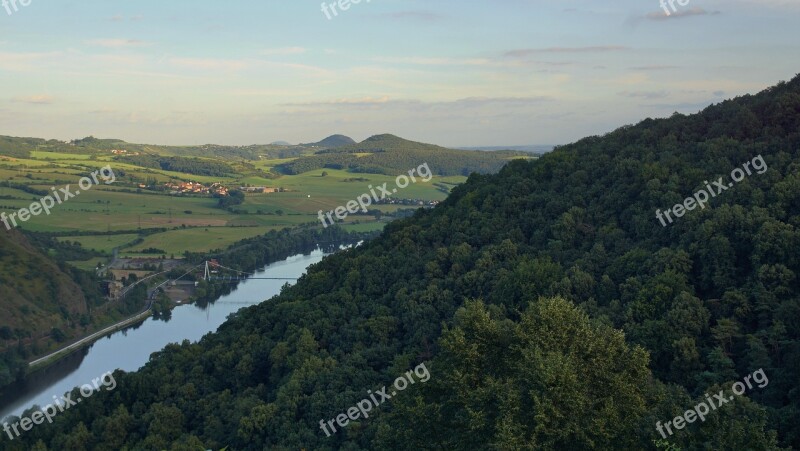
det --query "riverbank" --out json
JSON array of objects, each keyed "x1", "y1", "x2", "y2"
[
  {"x1": 2, "y1": 227, "x2": 373, "y2": 420},
  {"x1": 27, "y1": 307, "x2": 153, "y2": 372},
  {"x1": 1, "y1": 250, "x2": 330, "y2": 421}
]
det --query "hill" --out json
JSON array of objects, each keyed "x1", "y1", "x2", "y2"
[
  {"x1": 303, "y1": 134, "x2": 356, "y2": 148},
  {"x1": 277, "y1": 134, "x2": 529, "y2": 176},
  {"x1": 6, "y1": 75, "x2": 800, "y2": 450},
  {"x1": 456, "y1": 144, "x2": 555, "y2": 154},
  {"x1": 0, "y1": 230, "x2": 99, "y2": 387},
  {"x1": 0, "y1": 228, "x2": 155, "y2": 391}
]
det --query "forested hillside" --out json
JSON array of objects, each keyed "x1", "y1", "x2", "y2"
[
  {"x1": 7, "y1": 75, "x2": 800, "y2": 450},
  {"x1": 114, "y1": 154, "x2": 236, "y2": 177},
  {"x1": 0, "y1": 230, "x2": 103, "y2": 388}
]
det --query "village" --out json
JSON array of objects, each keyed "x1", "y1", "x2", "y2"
[
  {"x1": 156, "y1": 182, "x2": 286, "y2": 196},
  {"x1": 162, "y1": 181, "x2": 230, "y2": 196}
]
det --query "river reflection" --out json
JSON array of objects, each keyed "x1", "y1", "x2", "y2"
[{"x1": 0, "y1": 249, "x2": 327, "y2": 420}]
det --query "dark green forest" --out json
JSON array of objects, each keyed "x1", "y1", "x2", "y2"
[
  {"x1": 5, "y1": 75, "x2": 800, "y2": 450},
  {"x1": 115, "y1": 155, "x2": 236, "y2": 178}
]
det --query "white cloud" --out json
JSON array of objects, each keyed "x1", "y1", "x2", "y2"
[
  {"x1": 86, "y1": 39, "x2": 150, "y2": 48},
  {"x1": 261, "y1": 47, "x2": 307, "y2": 56},
  {"x1": 618, "y1": 90, "x2": 670, "y2": 99},
  {"x1": 12, "y1": 95, "x2": 55, "y2": 104}
]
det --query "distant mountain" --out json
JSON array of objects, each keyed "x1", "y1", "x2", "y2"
[
  {"x1": 303, "y1": 134, "x2": 356, "y2": 148},
  {"x1": 456, "y1": 144, "x2": 555, "y2": 154},
  {"x1": 270, "y1": 141, "x2": 292, "y2": 146},
  {"x1": 278, "y1": 134, "x2": 529, "y2": 176}
]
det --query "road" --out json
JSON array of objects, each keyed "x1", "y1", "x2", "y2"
[
  {"x1": 28, "y1": 301, "x2": 153, "y2": 368},
  {"x1": 28, "y1": 268, "x2": 181, "y2": 368},
  {"x1": 119, "y1": 270, "x2": 169, "y2": 298}
]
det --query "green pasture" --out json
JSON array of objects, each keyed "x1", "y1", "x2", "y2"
[
  {"x1": 124, "y1": 226, "x2": 277, "y2": 255},
  {"x1": 1, "y1": 155, "x2": 460, "y2": 254},
  {"x1": 57, "y1": 234, "x2": 140, "y2": 254},
  {"x1": 10, "y1": 156, "x2": 237, "y2": 185},
  {"x1": 7, "y1": 187, "x2": 225, "y2": 232},
  {"x1": 30, "y1": 151, "x2": 92, "y2": 160},
  {"x1": 67, "y1": 257, "x2": 107, "y2": 272},
  {"x1": 0, "y1": 187, "x2": 37, "y2": 199}
]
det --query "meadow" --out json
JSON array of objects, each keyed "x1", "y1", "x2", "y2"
[{"x1": 0, "y1": 150, "x2": 464, "y2": 261}]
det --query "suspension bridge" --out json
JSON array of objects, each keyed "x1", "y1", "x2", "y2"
[{"x1": 147, "y1": 260, "x2": 298, "y2": 300}]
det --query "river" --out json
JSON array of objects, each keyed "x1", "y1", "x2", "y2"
[{"x1": 0, "y1": 249, "x2": 328, "y2": 421}]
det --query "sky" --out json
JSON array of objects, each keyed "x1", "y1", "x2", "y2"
[{"x1": 0, "y1": 0, "x2": 798, "y2": 147}]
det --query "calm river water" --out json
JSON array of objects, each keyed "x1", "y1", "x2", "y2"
[{"x1": 0, "y1": 249, "x2": 327, "y2": 421}]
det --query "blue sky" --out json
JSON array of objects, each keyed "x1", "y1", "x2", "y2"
[{"x1": 0, "y1": 0, "x2": 798, "y2": 146}]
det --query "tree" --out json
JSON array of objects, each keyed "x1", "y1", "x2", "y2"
[
  {"x1": 51, "y1": 327, "x2": 66, "y2": 342},
  {"x1": 377, "y1": 298, "x2": 652, "y2": 450}
]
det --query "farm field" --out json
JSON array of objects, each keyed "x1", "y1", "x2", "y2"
[
  {"x1": 0, "y1": 148, "x2": 464, "y2": 261},
  {"x1": 57, "y1": 234, "x2": 140, "y2": 254},
  {"x1": 124, "y1": 226, "x2": 277, "y2": 256}
]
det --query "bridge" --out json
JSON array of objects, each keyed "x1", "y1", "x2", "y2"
[{"x1": 147, "y1": 260, "x2": 298, "y2": 299}]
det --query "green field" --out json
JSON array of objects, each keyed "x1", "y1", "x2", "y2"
[
  {"x1": 30, "y1": 151, "x2": 92, "y2": 160},
  {"x1": 125, "y1": 226, "x2": 278, "y2": 255},
  {"x1": 57, "y1": 234, "x2": 140, "y2": 254},
  {"x1": 67, "y1": 257, "x2": 107, "y2": 271},
  {"x1": 0, "y1": 147, "x2": 464, "y2": 258}
]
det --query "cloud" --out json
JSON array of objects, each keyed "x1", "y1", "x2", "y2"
[
  {"x1": 505, "y1": 46, "x2": 629, "y2": 58},
  {"x1": 0, "y1": 51, "x2": 60, "y2": 71},
  {"x1": 283, "y1": 96, "x2": 400, "y2": 107},
  {"x1": 88, "y1": 108, "x2": 118, "y2": 114},
  {"x1": 13, "y1": 95, "x2": 55, "y2": 104},
  {"x1": 372, "y1": 56, "x2": 491, "y2": 66},
  {"x1": 726, "y1": 0, "x2": 800, "y2": 9},
  {"x1": 169, "y1": 57, "x2": 248, "y2": 71},
  {"x1": 86, "y1": 39, "x2": 150, "y2": 48},
  {"x1": 109, "y1": 15, "x2": 143, "y2": 21},
  {"x1": 629, "y1": 65, "x2": 679, "y2": 71},
  {"x1": 449, "y1": 96, "x2": 554, "y2": 108},
  {"x1": 646, "y1": 7, "x2": 721, "y2": 20},
  {"x1": 619, "y1": 90, "x2": 670, "y2": 99},
  {"x1": 166, "y1": 57, "x2": 330, "y2": 77},
  {"x1": 643, "y1": 100, "x2": 717, "y2": 110},
  {"x1": 283, "y1": 96, "x2": 553, "y2": 110},
  {"x1": 261, "y1": 47, "x2": 306, "y2": 56},
  {"x1": 383, "y1": 11, "x2": 444, "y2": 21}
]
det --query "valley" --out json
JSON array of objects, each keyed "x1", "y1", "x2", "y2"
[{"x1": 0, "y1": 132, "x2": 529, "y2": 405}]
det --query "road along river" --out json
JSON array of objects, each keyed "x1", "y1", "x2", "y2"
[{"x1": 0, "y1": 249, "x2": 328, "y2": 421}]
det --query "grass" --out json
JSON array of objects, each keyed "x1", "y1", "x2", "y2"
[
  {"x1": 1, "y1": 153, "x2": 463, "y2": 255},
  {"x1": 0, "y1": 187, "x2": 37, "y2": 199},
  {"x1": 30, "y1": 151, "x2": 92, "y2": 160},
  {"x1": 67, "y1": 257, "x2": 107, "y2": 272},
  {"x1": 124, "y1": 226, "x2": 278, "y2": 255},
  {"x1": 57, "y1": 234, "x2": 140, "y2": 254}
]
